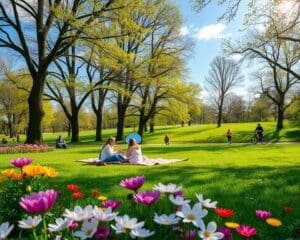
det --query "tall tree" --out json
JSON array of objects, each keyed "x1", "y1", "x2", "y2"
[
  {"x1": 0, "y1": 0, "x2": 116, "y2": 144},
  {"x1": 253, "y1": 40, "x2": 300, "y2": 129},
  {"x1": 134, "y1": 1, "x2": 190, "y2": 138},
  {"x1": 205, "y1": 56, "x2": 242, "y2": 127},
  {"x1": 45, "y1": 45, "x2": 98, "y2": 142}
]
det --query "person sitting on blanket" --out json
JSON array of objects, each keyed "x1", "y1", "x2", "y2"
[
  {"x1": 98, "y1": 137, "x2": 125, "y2": 164},
  {"x1": 122, "y1": 138, "x2": 145, "y2": 165}
]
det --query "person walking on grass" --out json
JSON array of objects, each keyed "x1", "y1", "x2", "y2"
[
  {"x1": 164, "y1": 135, "x2": 170, "y2": 146},
  {"x1": 226, "y1": 129, "x2": 232, "y2": 144}
]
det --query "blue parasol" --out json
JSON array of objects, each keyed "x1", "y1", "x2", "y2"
[{"x1": 125, "y1": 133, "x2": 142, "y2": 144}]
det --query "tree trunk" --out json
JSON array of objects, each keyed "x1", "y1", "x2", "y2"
[
  {"x1": 95, "y1": 108, "x2": 103, "y2": 142},
  {"x1": 70, "y1": 112, "x2": 79, "y2": 143},
  {"x1": 217, "y1": 105, "x2": 223, "y2": 127},
  {"x1": 116, "y1": 110, "x2": 126, "y2": 141},
  {"x1": 150, "y1": 122, "x2": 154, "y2": 133},
  {"x1": 144, "y1": 123, "x2": 148, "y2": 132},
  {"x1": 276, "y1": 103, "x2": 284, "y2": 130},
  {"x1": 138, "y1": 116, "x2": 145, "y2": 140},
  {"x1": 25, "y1": 79, "x2": 45, "y2": 144}
]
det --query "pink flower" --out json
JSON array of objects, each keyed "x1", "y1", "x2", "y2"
[
  {"x1": 69, "y1": 221, "x2": 78, "y2": 230},
  {"x1": 180, "y1": 230, "x2": 196, "y2": 240},
  {"x1": 120, "y1": 176, "x2": 145, "y2": 191},
  {"x1": 20, "y1": 189, "x2": 57, "y2": 214},
  {"x1": 102, "y1": 200, "x2": 122, "y2": 210},
  {"x1": 10, "y1": 158, "x2": 32, "y2": 168},
  {"x1": 256, "y1": 210, "x2": 271, "y2": 220},
  {"x1": 133, "y1": 190, "x2": 160, "y2": 205},
  {"x1": 236, "y1": 225, "x2": 256, "y2": 238},
  {"x1": 219, "y1": 227, "x2": 232, "y2": 240},
  {"x1": 95, "y1": 226, "x2": 109, "y2": 239}
]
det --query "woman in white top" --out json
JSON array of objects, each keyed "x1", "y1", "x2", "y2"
[
  {"x1": 123, "y1": 138, "x2": 144, "y2": 164},
  {"x1": 99, "y1": 137, "x2": 125, "y2": 163}
]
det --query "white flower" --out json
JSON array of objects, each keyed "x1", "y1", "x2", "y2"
[
  {"x1": 130, "y1": 227, "x2": 154, "y2": 239},
  {"x1": 93, "y1": 206, "x2": 117, "y2": 222},
  {"x1": 198, "y1": 221, "x2": 224, "y2": 240},
  {"x1": 0, "y1": 222, "x2": 14, "y2": 240},
  {"x1": 196, "y1": 194, "x2": 218, "y2": 208},
  {"x1": 64, "y1": 205, "x2": 94, "y2": 221},
  {"x1": 153, "y1": 213, "x2": 180, "y2": 225},
  {"x1": 48, "y1": 217, "x2": 72, "y2": 232},
  {"x1": 153, "y1": 183, "x2": 182, "y2": 194},
  {"x1": 169, "y1": 195, "x2": 190, "y2": 206},
  {"x1": 176, "y1": 203, "x2": 208, "y2": 227},
  {"x1": 111, "y1": 215, "x2": 144, "y2": 234},
  {"x1": 18, "y1": 215, "x2": 42, "y2": 229},
  {"x1": 74, "y1": 218, "x2": 98, "y2": 240}
]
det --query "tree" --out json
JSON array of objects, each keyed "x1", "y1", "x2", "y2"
[
  {"x1": 0, "y1": 0, "x2": 116, "y2": 144},
  {"x1": 223, "y1": 94, "x2": 246, "y2": 123},
  {"x1": 45, "y1": 46, "x2": 99, "y2": 142},
  {"x1": 205, "y1": 56, "x2": 242, "y2": 127},
  {"x1": 0, "y1": 80, "x2": 28, "y2": 137},
  {"x1": 134, "y1": 1, "x2": 190, "y2": 137},
  {"x1": 249, "y1": 95, "x2": 274, "y2": 122},
  {"x1": 234, "y1": 35, "x2": 300, "y2": 129}
]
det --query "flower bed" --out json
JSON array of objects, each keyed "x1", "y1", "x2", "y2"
[
  {"x1": 0, "y1": 144, "x2": 54, "y2": 154},
  {"x1": 0, "y1": 158, "x2": 298, "y2": 239}
]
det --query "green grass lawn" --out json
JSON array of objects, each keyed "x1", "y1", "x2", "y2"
[
  {"x1": 1, "y1": 121, "x2": 300, "y2": 145},
  {"x1": 1, "y1": 143, "x2": 299, "y2": 239}
]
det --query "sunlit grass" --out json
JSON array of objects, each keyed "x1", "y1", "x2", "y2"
[{"x1": 0, "y1": 143, "x2": 299, "y2": 238}]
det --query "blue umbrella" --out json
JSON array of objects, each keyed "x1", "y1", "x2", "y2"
[{"x1": 125, "y1": 133, "x2": 142, "y2": 144}]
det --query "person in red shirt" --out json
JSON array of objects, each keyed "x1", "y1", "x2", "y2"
[{"x1": 226, "y1": 129, "x2": 232, "y2": 144}]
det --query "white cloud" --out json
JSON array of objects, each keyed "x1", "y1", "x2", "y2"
[
  {"x1": 229, "y1": 54, "x2": 243, "y2": 62},
  {"x1": 179, "y1": 26, "x2": 189, "y2": 36},
  {"x1": 197, "y1": 23, "x2": 226, "y2": 40}
]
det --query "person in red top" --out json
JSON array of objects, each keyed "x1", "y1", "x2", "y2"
[{"x1": 226, "y1": 129, "x2": 232, "y2": 144}]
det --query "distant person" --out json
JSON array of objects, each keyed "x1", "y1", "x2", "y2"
[
  {"x1": 254, "y1": 123, "x2": 264, "y2": 143},
  {"x1": 226, "y1": 129, "x2": 232, "y2": 144},
  {"x1": 16, "y1": 133, "x2": 20, "y2": 142},
  {"x1": 164, "y1": 135, "x2": 170, "y2": 146},
  {"x1": 1, "y1": 138, "x2": 8, "y2": 144},
  {"x1": 56, "y1": 135, "x2": 68, "y2": 149},
  {"x1": 98, "y1": 137, "x2": 125, "y2": 164}
]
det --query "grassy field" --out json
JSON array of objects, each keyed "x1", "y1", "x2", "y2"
[
  {"x1": 2, "y1": 121, "x2": 299, "y2": 145},
  {"x1": 1, "y1": 143, "x2": 299, "y2": 239}
]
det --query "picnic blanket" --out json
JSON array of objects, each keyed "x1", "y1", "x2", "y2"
[{"x1": 75, "y1": 157, "x2": 188, "y2": 166}]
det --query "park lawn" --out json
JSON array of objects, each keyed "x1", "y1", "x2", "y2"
[
  {"x1": 2, "y1": 121, "x2": 300, "y2": 145},
  {"x1": 0, "y1": 143, "x2": 299, "y2": 239}
]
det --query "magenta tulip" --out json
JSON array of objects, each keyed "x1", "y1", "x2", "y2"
[
  {"x1": 133, "y1": 190, "x2": 160, "y2": 205},
  {"x1": 20, "y1": 189, "x2": 57, "y2": 214},
  {"x1": 120, "y1": 176, "x2": 145, "y2": 191},
  {"x1": 256, "y1": 210, "x2": 271, "y2": 220},
  {"x1": 95, "y1": 226, "x2": 110, "y2": 239},
  {"x1": 10, "y1": 158, "x2": 32, "y2": 168},
  {"x1": 102, "y1": 200, "x2": 122, "y2": 210}
]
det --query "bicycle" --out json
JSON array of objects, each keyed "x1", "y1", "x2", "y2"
[{"x1": 250, "y1": 133, "x2": 269, "y2": 144}]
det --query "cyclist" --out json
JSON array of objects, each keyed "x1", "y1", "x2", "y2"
[{"x1": 254, "y1": 123, "x2": 264, "y2": 143}]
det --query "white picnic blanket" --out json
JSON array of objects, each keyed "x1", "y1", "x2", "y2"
[{"x1": 75, "y1": 157, "x2": 188, "y2": 166}]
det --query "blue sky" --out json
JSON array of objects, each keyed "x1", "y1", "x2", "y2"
[{"x1": 172, "y1": 0, "x2": 247, "y2": 97}]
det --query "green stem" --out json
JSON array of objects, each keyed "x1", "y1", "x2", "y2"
[
  {"x1": 32, "y1": 229, "x2": 38, "y2": 240},
  {"x1": 43, "y1": 214, "x2": 48, "y2": 240}
]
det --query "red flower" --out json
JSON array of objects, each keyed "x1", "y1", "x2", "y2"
[
  {"x1": 72, "y1": 192, "x2": 84, "y2": 199},
  {"x1": 215, "y1": 208, "x2": 235, "y2": 218},
  {"x1": 67, "y1": 184, "x2": 80, "y2": 192},
  {"x1": 92, "y1": 190, "x2": 99, "y2": 197},
  {"x1": 284, "y1": 206, "x2": 294, "y2": 212}
]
